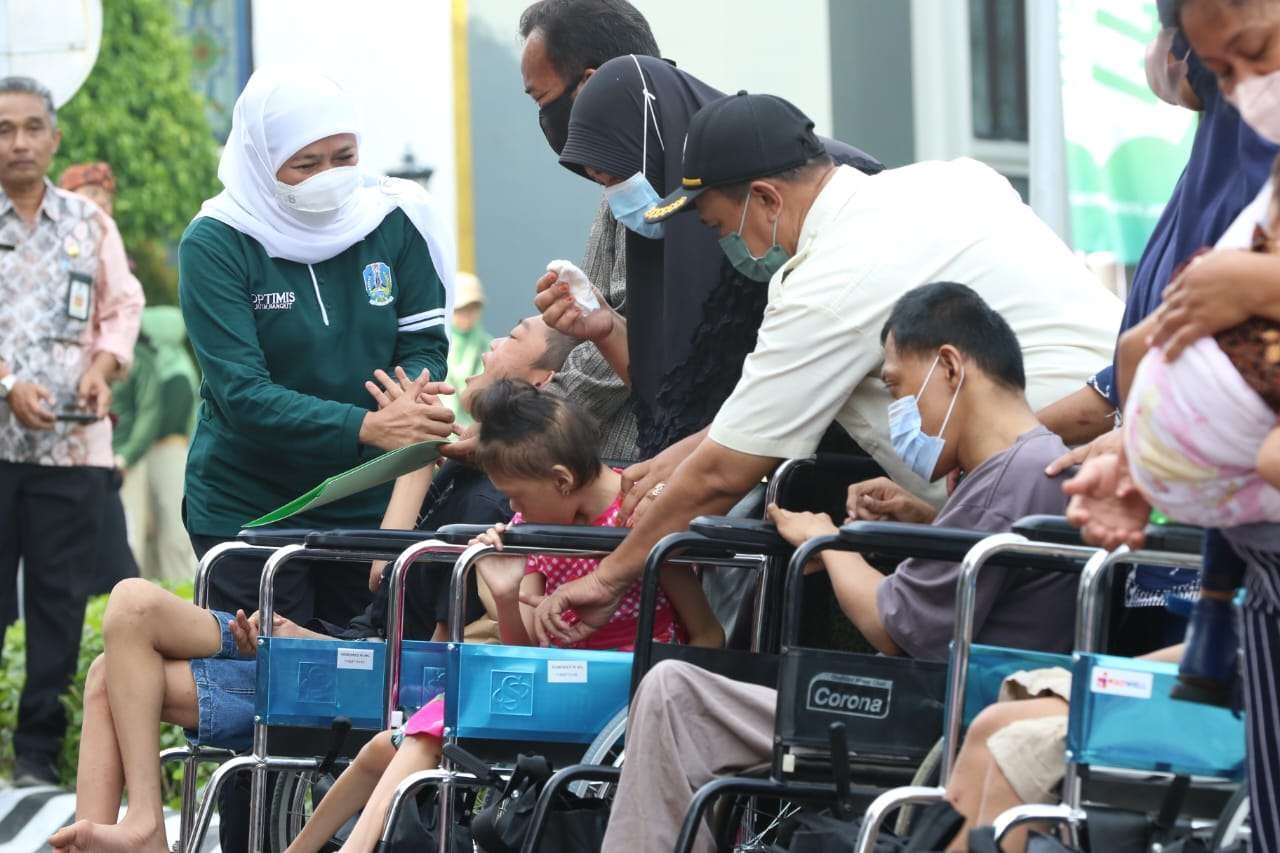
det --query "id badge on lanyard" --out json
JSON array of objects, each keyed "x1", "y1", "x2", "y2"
[{"x1": 67, "y1": 271, "x2": 93, "y2": 322}]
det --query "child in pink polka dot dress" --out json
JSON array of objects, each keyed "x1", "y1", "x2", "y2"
[{"x1": 282, "y1": 380, "x2": 722, "y2": 853}]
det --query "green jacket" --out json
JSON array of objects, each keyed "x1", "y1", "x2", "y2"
[{"x1": 178, "y1": 208, "x2": 448, "y2": 536}]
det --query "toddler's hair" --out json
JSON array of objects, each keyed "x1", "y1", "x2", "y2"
[{"x1": 471, "y1": 379, "x2": 603, "y2": 488}]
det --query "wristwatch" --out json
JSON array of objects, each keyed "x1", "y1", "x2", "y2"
[{"x1": 0, "y1": 374, "x2": 16, "y2": 400}]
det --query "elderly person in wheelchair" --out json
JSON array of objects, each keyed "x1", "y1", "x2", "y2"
[
  {"x1": 46, "y1": 318, "x2": 585, "y2": 853},
  {"x1": 599, "y1": 283, "x2": 1086, "y2": 853}
]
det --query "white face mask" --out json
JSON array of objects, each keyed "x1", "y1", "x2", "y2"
[
  {"x1": 274, "y1": 165, "x2": 361, "y2": 214},
  {"x1": 1228, "y1": 69, "x2": 1280, "y2": 145}
]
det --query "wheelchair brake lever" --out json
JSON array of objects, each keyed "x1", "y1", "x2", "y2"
[
  {"x1": 828, "y1": 722, "x2": 853, "y2": 820},
  {"x1": 442, "y1": 743, "x2": 498, "y2": 784},
  {"x1": 317, "y1": 716, "x2": 352, "y2": 777}
]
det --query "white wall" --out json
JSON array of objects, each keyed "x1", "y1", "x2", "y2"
[
  {"x1": 637, "y1": 0, "x2": 834, "y2": 135},
  {"x1": 251, "y1": 0, "x2": 458, "y2": 251}
]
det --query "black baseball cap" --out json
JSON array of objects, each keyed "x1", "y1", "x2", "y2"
[{"x1": 644, "y1": 91, "x2": 825, "y2": 223}]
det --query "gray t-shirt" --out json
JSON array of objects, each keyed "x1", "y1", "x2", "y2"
[{"x1": 876, "y1": 425, "x2": 1075, "y2": 661}]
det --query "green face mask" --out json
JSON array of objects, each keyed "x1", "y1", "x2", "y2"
[{"x1": 718, "y1": 191, "x2": 790, "y2": 283}]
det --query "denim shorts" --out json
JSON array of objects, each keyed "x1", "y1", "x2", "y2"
[{"x1": 185, "y1": 609, "x2": 257, "y2": 751}]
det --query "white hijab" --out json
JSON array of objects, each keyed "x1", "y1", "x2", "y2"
[{"x1": 197, "y1": 66, "x2": 455, "y2": 322}]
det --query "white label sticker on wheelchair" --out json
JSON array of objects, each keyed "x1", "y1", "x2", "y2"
[
  {"x1": 1089, "y1": 667, "x2": 1153, "y2": 699},
  {"x1": 805, "y1": 672, "x2": 892, "y2": 719},
  {"x1": 336, "y1": 648, "x2": 375, "y2": 671},
  {"x1": 547, "y1": 660, "x2": 588, "y2": 683}
]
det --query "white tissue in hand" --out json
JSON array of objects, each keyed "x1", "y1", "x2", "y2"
[{"x1": 546, "y1": 259, "x2": 600, "y2": 312}]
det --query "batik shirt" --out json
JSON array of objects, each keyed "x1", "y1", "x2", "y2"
[{"x1": 0, "y1": 180, "x2": 143, "y2": 467}]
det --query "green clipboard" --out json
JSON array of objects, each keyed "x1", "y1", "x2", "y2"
[{"x1": 243, "y1": 439, "x2": 445, "y2": 528}]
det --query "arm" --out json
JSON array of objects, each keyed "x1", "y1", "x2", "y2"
[
  {"x1": 90, "y1": 212, "x2": 144, "y2": 375},
  {"x1": 1258, "y1": 427, "x2": 1280, "y2": 490},
  {"x1": 658, "y1": 565, "x2": 724, "y2": 648},
  {"x1": 819, "y1": 551, "x2": 903, "y2": 656},
  {"x1": 1036, "y1": 385, "x2": 1116, "y2": 446},
  {"x1": 1116, "y1": 315, "x2": 1157, "y2": 407},
  {"x1": 179, "y1": 229, "x2": 374, "y2": 462},
  {"x1": 367, "y1": 465, "x2": 435, "y2": 591},
  {"x1": 767, "y1": 504, "x2": 902, "y2": 656},
  {"x1": 391, "y1": 222, "x2": 450, "y2": 385},
  {"x1": 529, "y1": 439, "x2": 777, "y2": 646},
  {"x1": 1150, "y1": 250, "x2": 1280, "y2": 359},
  {"x1": 535, "y1": 272, "x2": 632, "y2": 385}
]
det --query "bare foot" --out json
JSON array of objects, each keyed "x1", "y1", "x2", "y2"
[
  {"x1": 1063, "y1": 453, "x2": 1151, "y2": 550},
  {"x1": 49, "y1": 817, "x2": 168, "y2": 853}
]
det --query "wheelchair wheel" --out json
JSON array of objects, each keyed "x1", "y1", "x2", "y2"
[
  {"x1": 1208, "y1": 785, "x2": 1250, "y2": 851},
  {"x1": 714, "y1": 795, "x2": 802, "y2": 852},
  {"x1": 267, "y1": 768, "x2": 346, "y2": 852},
  {"x1": 570, "y1": 708, "x2": 628, "y2": 798}
]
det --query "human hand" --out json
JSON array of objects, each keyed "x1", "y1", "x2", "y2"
[
  {"x1": 7, "y1": 381, "x2": 56, "y2": 430},
  {"x1": 369, "y1": 560, "x2": 386, "y2": 593},
  {"x1": 534, "y1": 271, "x2": 614, "y2": 343},
  {"x1": 470, "y1": 521, "x2": 509, "y2": 551},
  {"x1": 845, "y1": 477, "x2": 936, "y2": 524},
  {"x1": 358, "y1": 369, "x2": 456, "y2": 450},
  {"x1": 366, "y1": 365, "x2": 454, "y2": 410},
  {"x1": 1044, "y1": 429, "x2": 1124, "y2": 477},
  {"x1": 475, "y1": 552, "x2": 527, "y2": 601},
  {"x1": 620, "y1": 439, "x2": 698, "y2": 522},
  {"x1": 1149, "y1": 250, "x2": 1256, "y2": 361},
  {"x1": 76, "y1": 365, "x2": 112, "y2": 418},
  {"x1": 524, "y1": 568, "x2": 626, "y2": 646},
  {"x1": 1063, "y1": 452, "x2": 1151, "y2": 550},
  {"x1": 440, "y1": 422, "x2": 479, "y2": 460},
  {"x1": 766, "y1": 503, "x2": 839, "y2": 546}
]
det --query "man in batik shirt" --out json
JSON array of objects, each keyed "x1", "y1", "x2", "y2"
[{"x1": 0, "y1": 76, "x2": 143, "y2": 785}]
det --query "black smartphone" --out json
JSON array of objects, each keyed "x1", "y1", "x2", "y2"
[{"x1": 55, "y1": 410, "x2": 101, "y2": 424}]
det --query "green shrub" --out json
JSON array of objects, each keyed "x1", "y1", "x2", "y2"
[{"x1": 1, "y1": 580, "x2": 205, "y2": 807}]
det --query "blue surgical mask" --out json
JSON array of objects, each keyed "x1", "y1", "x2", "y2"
[
  {"x1": 887, "y1": 354, "x2": 964, "y2": 482},
  {"x1": 606, "y1": 55, "x2": 666, "y2": 239},
  {"x1": 719, "y1": 191, "x2": 790, "y2": 282},
  {"x1": 606, "y1": 171, "x2": 664, "y2": 239}
]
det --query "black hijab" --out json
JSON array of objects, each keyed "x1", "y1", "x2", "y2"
[{"x1": 561, "y1": 55, "x2": 883, "y2": 459}]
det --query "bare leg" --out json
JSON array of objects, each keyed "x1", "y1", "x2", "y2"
[
  {"x1": 338, "y1": 733, "x2": 442, "y2": 853},
  {"x1": 285, "y1": 731, "x2": 398, "y2": 853},
  {"x1": 946, "y1": 699, "x2": 1067, "y2": 853},
  {"x1": 50, "y1": 579, "x2": 218, "y2": 853},
  {"x1": 975, "y1": 759, "x2": 1039, "y2": 853}
]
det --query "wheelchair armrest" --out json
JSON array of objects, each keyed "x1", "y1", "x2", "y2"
[
  {"x1": 235, "y1": 527, "x2": 315, "y2": 547},
  {"x1": 304, "y1": 528, "x2": 437, "y2": 552},
  {"x1": 689, "y1": 516, "x2": 792, "y2": 554},
  {"x1": 1012, "y1": 514, "x2": 1083, "y2": 546},
  {"x1": 838, "y1": 521, "x2": 986, "y2": 562},
  {"x1": 491, "y1": 523, "x2": 629, "y2": 551},
  {"x1": 1142, "y1": 523, "x2": 1204, "y2": 555},
  {"x1": 435, "y1": 523, "x2": 492, "y2": 544}
]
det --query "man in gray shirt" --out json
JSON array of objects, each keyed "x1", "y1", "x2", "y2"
[{"x1": 600, "y1": 283, "x2": 1078, "y2": 853}]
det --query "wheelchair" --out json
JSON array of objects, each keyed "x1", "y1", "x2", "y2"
[
  {"x1": 649, "y1": 517, "x2": 1102, "y2": 853},
  {"x1": 372, "y1": 519, "x2": 784, "y2": 852},
  {"x1": 169, "y1": 527, "x2": 469, "y2": 853},
  {"x1": 857, "y1": 524, "x2": 1249, "y2": 853}
]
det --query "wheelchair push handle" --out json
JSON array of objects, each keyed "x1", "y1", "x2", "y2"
[
  {"x1": 1011, "y1": 514, "x2": 1084, "y2": 546},
  {"x1": 317, "y1": 716, "x2": 352, "y2": 777}
]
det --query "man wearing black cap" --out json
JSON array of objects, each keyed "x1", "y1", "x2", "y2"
[{"x1": 529, "y1": 92, "x2": 1120, "y2": 645}]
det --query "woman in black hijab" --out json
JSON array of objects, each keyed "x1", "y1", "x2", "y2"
[{"x1": 554, "y1": 54, "x2": 881, "y2": 461}]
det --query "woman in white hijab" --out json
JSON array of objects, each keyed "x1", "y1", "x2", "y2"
[
  {"x1": 46, "y1": 67, "x2": 456, "y2": 853},
  {"x1": 179, "y1": 66, "x2": 457, "y2": 629}
]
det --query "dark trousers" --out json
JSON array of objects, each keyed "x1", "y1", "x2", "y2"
[
  {"x1": 188, "y1": 532, "x2": 374, "y2": 852},
  {"x1": 0, "y1": 462, "x2": 109, "y2": 768},
  {"x1": 1241, "y1": 556, "x2": 1280, "y2": 850}
]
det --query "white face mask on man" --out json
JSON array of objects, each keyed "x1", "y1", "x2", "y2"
[
  {"x1": 274, "y1": 165, "x2": 361, "y2": 214},
  {"x1": 1227, "y1": 69, "x2": 1280, "y2": 146}
]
